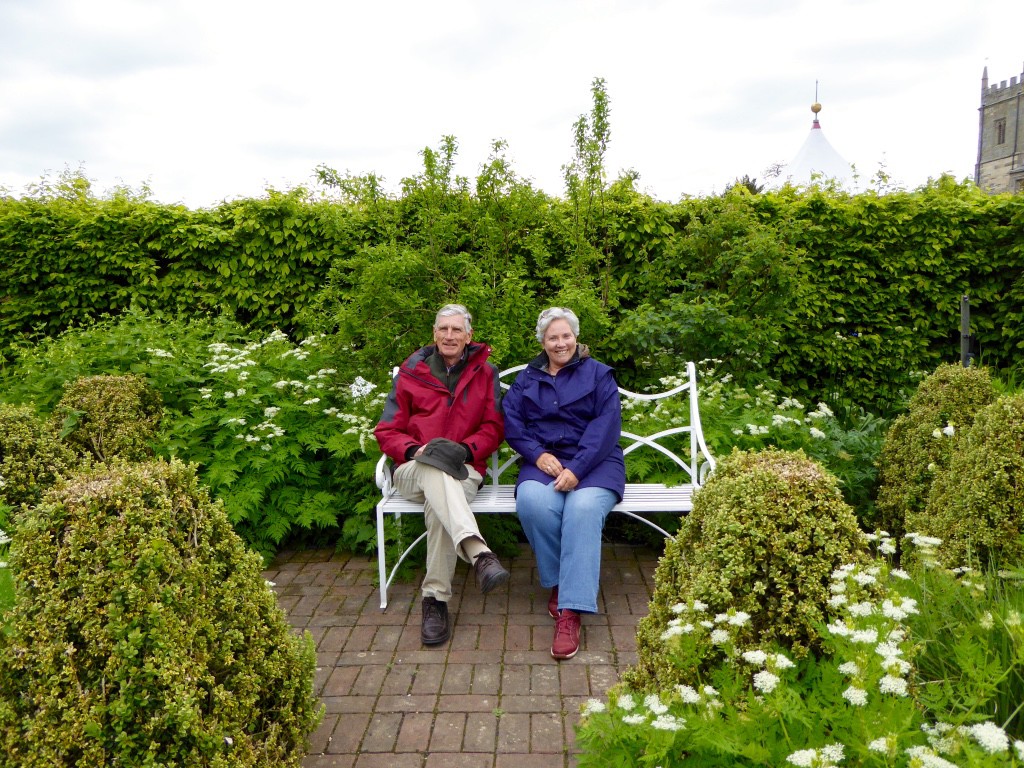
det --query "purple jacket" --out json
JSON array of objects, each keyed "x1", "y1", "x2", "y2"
[{"x1": 502, "y1": 352, "x2": 625, "y2": 500}]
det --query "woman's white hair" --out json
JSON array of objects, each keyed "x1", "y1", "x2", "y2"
[
  {"x1": 434, "y1": 303, "x2": 472, "y2": 332},
  {"x1": 535, "y1": 307, "x2": 579, "y2": 343}
]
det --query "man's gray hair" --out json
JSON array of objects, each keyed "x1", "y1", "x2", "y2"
[
  {"x1": 434, "y1": 303, "x2": 472, "y2": 332},
  {"x1": 535, "y1": 307, "x2": 580, "y2": 342}
]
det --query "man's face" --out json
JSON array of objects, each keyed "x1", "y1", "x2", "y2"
[{"x1": 433, "y1": 314, "x2": 472, "y2": 366}]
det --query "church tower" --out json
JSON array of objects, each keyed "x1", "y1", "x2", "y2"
[{"x1": 975, "y1": 63, "x2": 1024, "y2": 194}]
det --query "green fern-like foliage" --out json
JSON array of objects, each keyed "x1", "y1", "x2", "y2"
[
  {"x1": 0, "y1": 459, "x2": 321, "y2": 767},
  {"x1": 917, "y1": 394, "x2": 1024, "y2": 569},
  {"x1": 874, "y1": 363, "x2": 997, "y2": 543},
  {"x1": 625, "y1": 447, "x2": 866, "y2": 692}
]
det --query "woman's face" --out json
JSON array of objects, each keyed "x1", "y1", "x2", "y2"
[{"x1": 542, "y1": 318, "x2": 577, "y2": 371}]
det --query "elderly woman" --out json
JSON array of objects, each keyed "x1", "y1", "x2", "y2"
[{"x1": 502, "y1": 307, "x2": 625, "y2": 660}]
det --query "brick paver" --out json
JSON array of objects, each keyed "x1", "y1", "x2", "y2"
[{"x1": 264, "y1": 542, "x2": 659, "y2": 767}]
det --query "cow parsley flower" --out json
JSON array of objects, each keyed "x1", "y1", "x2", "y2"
[
  {"x1": 868, "y1": 736, "x2": 891, "y2": 754},
  {"x1": 617, "y1": 694, "x2": 636, "y2": 711},
  {"x1": 786, "y1": 744, "x2": 843, "y2": 767},
  {"x1": 644, "y1": 695, "x2": 668, "y2": 715},
  {"x1": 841, "y1": 686, "x2": 868, "y2": 706},
  {"x1": 879, "y1": 675, "x2": 908, "y2": 696},
  {"x1": 772, "y1": 653, "x2": 795, "y2": 669},
  {"x1": 848, "y1": 601, "x2": 875, "y2": 617},
  {"x1": 622, "y1": 714, "x2": 646, "y2": 725},
  {"x1": 837, "y1": 661, "x2": 860, "y2": 676},
  {"x1": 809, "y1": 427, "x2": 827, "y2": 439},
  {"x1": 752, "y1": 671, "x2": 780, "y2": 693},
  {"x1": 967, "y1": 722, "x2": 1009, "y2": 754},
  {"x1": 742, "y1": 650, "x2": 768, "y2": 665},
  {"x1": 904, "y1": 746, "x2": 959, "y2": 768},
  {"x1": 581, "y1": 699, "x2": 605, "y2": 715},
  {"x1": 676, "y1": 685, "x2": 701, "y2": 704},
  {"x1": 710, "y1": 629, "x2": 731, "y2": 645},
  {"x1": 650, "y1": 714, "x2": 684, "y2": 731},
  {"x1": 851, "y1": 629, "x2": 879, "y2": 644},
  {"x1": 882, "y1": 597, "x2": 919, "y2": 620}
]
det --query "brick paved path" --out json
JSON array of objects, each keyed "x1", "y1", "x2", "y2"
[{"x1": 264, "y1": 542, "x2": 660, "y2": 768}]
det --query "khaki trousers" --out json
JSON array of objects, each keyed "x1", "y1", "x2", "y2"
[{"x1": 393, "y1": 460, "x2": 486, "y2": 601}]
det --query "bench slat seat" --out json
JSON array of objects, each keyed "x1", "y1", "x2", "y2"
[{"x1": 373, "y1": 360, "x2": 715, "y2": 609}]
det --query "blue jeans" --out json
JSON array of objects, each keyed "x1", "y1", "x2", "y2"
[{"x1": 516, "y1": 481, "x2": 617, "y2": 614}]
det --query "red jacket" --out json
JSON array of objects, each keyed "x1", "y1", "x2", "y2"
[{"x1": 374, "y1": 342, "x2": 504, "y2": 476}]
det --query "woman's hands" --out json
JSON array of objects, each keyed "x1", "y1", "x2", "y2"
[
  {"x1": 536, "y1": 452, "x2": 578, "y2": 491},
  {"x1": 536, "y1": 452, "x2": 562, "y2": 476}
]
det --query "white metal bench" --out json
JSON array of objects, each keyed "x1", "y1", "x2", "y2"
[{"x1": 373, "y1": 360, "x2": 716, "y2": 609}]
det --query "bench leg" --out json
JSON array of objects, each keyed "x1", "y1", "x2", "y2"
[{"x1": 376, "y1": 502, "x2": 389, "y2": 610}]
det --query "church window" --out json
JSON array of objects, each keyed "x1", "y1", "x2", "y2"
[{"x1": 996, "y1": 118, "x2": 1007, "y2": 144}]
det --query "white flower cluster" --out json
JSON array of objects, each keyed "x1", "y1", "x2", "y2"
[
  {"x1": 915, "y1": 721, "x2": 1023, "y2": 764},
  {"x1": 348, "y1": 376, "x2": 377, "y2": 399},
  {"x1": 662, "y1": 602, "x2": 751, "y2": 647},
  {"x1": 741, "y1": 647, "x2": 794, "y2": 694},
  {"x1": 828, "y1": 561, "x2": 917, "y2": 705},
  {"x1": 786, "y1": 743, "x2": 843, "y2": 767},
  {"x1": 145, "y1": 346, "x2": 174, "y2": 358},
  {"x1": 612, "y1": 693, "x2": 685, "y2": 731}
]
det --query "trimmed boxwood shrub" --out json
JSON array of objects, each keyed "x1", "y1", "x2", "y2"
[
  {"x1": 874, "y1": 363, "x2": 997, "y2": 544},
  {"x1": 916, "y1": 393, "x2": 1024, "y2": 569},
  {"x1": 51, "y1": 373, "x2": 163, "y2": 462},
  {"x1": 625, "y1": 447, "x2": 866, "y2": 692},
  {"x1": 0, "y1": 402, "x2": 77, "y2": 507},
  {"x1": 0, "y1": 459, "x2": 321, "y2": 767}
]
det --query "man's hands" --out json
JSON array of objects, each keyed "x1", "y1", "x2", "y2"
[{"x1": 536, "y1": 452, "x2": 578, "y2": 492}]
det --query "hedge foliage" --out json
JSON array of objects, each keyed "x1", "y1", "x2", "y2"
[
  {"x1": 51, "y1": 373, "x2": 163, "y2": 462},
  {"x1": 625, "y1": 448, "x2": 866, "y2": 692},
  {"x1": 920, "y1": 393, "x2": 1024, "y2": 569},
  {"x1": 0, "y1": 402, "x2": 77, "y2": 508},
  {"x1": 3, "y1": 160, "x2": 1023, "y2": 414},
  {"x1": 0, "y1": 459, "x2": 321, "y2": 767},
  {"x1": 874, "y1": 363, "x2": 998, "y2": 542}
]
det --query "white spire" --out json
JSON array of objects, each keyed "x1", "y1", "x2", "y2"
[{"x1": 773, "y1": 101, "x2": 854, "y2": 189}]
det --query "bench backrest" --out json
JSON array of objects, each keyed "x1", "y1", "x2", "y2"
[{"x1": 488, "y1": 360, "x2": 716, "y2": 488}]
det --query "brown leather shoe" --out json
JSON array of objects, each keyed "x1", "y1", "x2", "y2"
[
  {"x1": 473, "y1": 551, "x2": 510, "y2": 594},
  {"x1": 547, "y1": 586, "x2": 559, "y2": 619},
  {"x1": 421, "y1": 596, "x2": 450, "y2": 645}
]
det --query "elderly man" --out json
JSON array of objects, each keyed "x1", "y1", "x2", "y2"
[{"x1": 374, "y1": 304, "x2": 510, "y2": 645}]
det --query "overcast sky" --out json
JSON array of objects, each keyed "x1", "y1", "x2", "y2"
[{"x1": 1, "y1": 0, "x2": 1021, "y2": 208}]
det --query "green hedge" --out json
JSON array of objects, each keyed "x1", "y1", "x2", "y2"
[{"x1": 3, "y1": 170, "x2": 1023, "y2": 414}]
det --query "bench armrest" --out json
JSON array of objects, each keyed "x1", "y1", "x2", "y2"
[{"x1": 375, "y1": 454, "x2": 393, "y2": 492}]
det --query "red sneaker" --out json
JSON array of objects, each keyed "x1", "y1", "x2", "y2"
[
  {"x1": 551, "y1": 609, "x2": 581, "y2": 660},
  {"x1": 547, "y1": 586, "x2": 559, "y2": 619}
]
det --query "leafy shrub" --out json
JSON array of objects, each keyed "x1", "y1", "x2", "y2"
[
  {"x1": 903, "y1": 552, "x2": 1024, "y2": 739},
  {"x1": 0, "y1": 402, "x2": 77, "y2": 507},
  {"x1": 917, "y1": 394, "x2": 1024, "y2": 569},
  {"x1": 159, "y1": 329, "x2": 384, "y2": 559},
  {"x1": 51, "y1": 373, "x2": 163, "y2": 462},
  {"x1": 0, "y1": 459, "x2": 321, "y2": 767},
  {"x1": 874, "y1": 363, "x2": 997, "y2": 543},
  {"x1": 626, "y1": 447, "x2": 866, "y2": 692},
  {"x1": 577, "y1": 534, "x2": 1024, "y2": 767}
]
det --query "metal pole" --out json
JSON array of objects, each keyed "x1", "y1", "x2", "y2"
[{"x1": 960, "y1": 295, "x2": 971, "y2": 367}]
